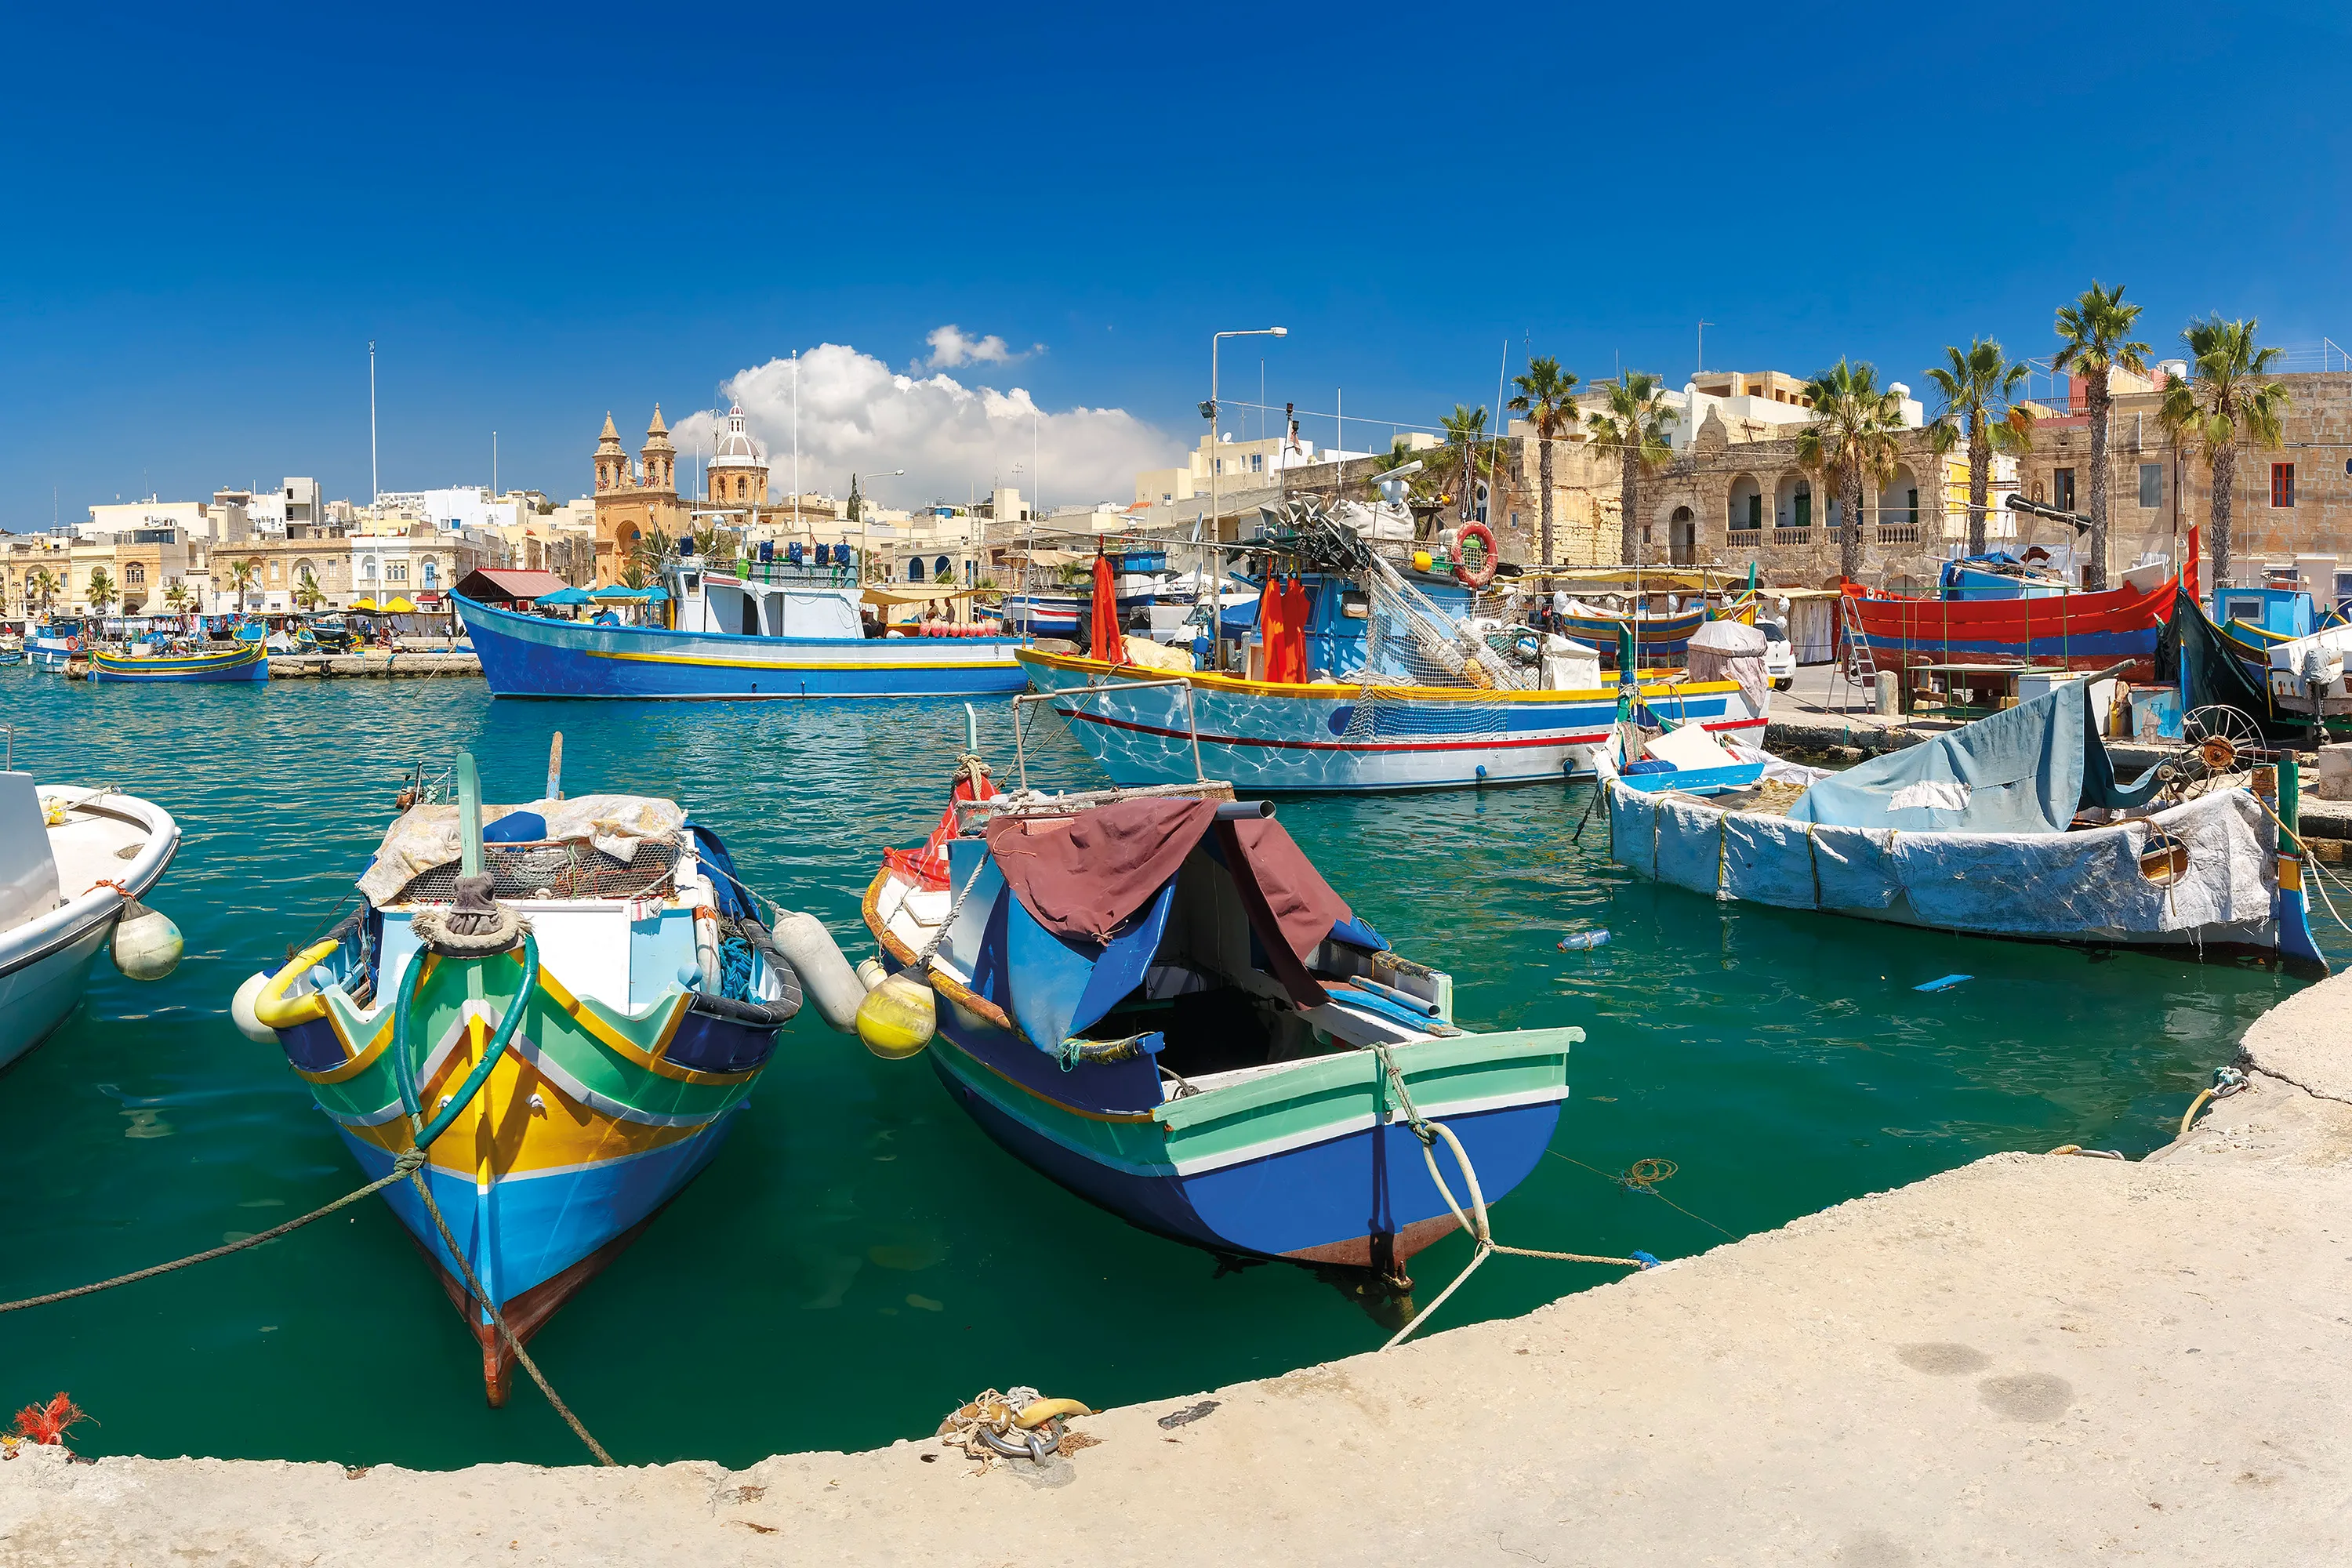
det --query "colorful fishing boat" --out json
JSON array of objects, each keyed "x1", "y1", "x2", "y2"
[
  {"x1": 1, "y1": 775, "x2": 181, "y2": 1073},
  {"x1": 859, "y1": 763, "x2": 1575, "y2": 1279},
  {"x1": 1842, "y1": 564, "x2": 2176, "y2": 679},
  {"x1": 236, "y1": 750, "x2": 802, "y2": 1402},
  {"x1": 88, "y1": 643, "x2": 270, "y2": 683},
  {"x1": 1554, "y1": 599, "x2": 1750, "y2": 664},
  {"x1": 459, "y1": 550, "x2": 1025, "y2": 699}
]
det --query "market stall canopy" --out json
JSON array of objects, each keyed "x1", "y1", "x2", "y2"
[
  {"x1": 534, "y1": 586, "x2": 592, "y2": 605},
  {"x1": 454, "y1": 568, "x2": 569, "y2": 604},
  {"x1": 1522, "y1": 567, "x2": 1732, "y2": 592},
  {"x1": 383, "y1": 597, "x2": 419, "y2": 613}
]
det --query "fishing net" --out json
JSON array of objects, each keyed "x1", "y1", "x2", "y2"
[
  {"x1": 391, "y1": 840, "x2": 681, "y2": 905},
  {"x1": 1341, "y1": 555, "x2": 1525, "y2": 745}
]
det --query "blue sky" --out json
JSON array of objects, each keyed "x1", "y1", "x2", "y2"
[{"x1": 5, "y1": 2, "x2": 2348, "y2": 524}]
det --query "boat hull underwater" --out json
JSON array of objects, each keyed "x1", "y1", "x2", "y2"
[
  {"x1": 864, "y1": 782, "x2": 1573, "y2": 1274},
  {"x1": 247, "y1": 765, "x2": 800, "y2": 1401},
  {"x1": 88, "y1": 644, "x2": 270, "y2": 683},
  {"x1": 1018, "y1": 648, "x2": 1763, "y2": 792},
  {"x1": 458, "y1": 593, "x2": 1026, "y2": 700}
]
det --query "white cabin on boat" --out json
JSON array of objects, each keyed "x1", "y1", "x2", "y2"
[{"x1": 668, "y1": 555, "x2": 866, "y2": 640}]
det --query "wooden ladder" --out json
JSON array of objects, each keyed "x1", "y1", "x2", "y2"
[{"x1": 1838, "y1": 592, "x2": 1879, "y2": 710}]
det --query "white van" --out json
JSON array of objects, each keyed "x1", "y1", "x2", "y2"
[{"x1": 1755, "y1": 619, "x2": 1797, "y2": 691}]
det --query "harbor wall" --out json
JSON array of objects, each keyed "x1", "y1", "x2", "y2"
[{"x1": 5, "y1": 970, "x2": 2347, "y2": 1564}]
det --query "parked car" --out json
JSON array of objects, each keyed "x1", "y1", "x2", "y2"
[{"x1": 1756, "y1": 619, "x2": 1796, "y2": 691}]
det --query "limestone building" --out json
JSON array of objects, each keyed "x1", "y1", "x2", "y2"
[{"x1": 592, "y1": 408, "x2": 691, "y2": 587}]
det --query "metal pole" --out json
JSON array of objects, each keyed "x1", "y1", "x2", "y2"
[{"x1": 368, "y1": 340, "x2": 378, "y2": 524}]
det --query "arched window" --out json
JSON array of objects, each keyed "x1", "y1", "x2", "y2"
[
  {"x1": 908, "y1": 556, "x2": 927, "y2": 583},
  {"x1": 934, "y1": 554, "x2": 950, "y2": 581},
  {"x1": 359, "y1": 555, "x2": 376, "y2": 580},
  {"x1": 735, "y1": 475, "x2": 746, "y2": 499}
]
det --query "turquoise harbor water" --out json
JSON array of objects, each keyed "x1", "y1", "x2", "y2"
[{"x1": 0, "y1": 670, "x2": 2327, "y2": 1468}]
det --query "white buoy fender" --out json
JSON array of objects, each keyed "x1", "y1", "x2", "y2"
[
  {"x1": 771, "y1": 909, "x2": 866, "y2": 1034},
  {"x1": 230, "y1": 971, "x2": 279, "y2": 1043},
  {"x1": 855, "y1": 957, "x2": 887, "y2": 992},
  {"x1": 111, "y1": 900, "x2": 183, "y2": 982}
]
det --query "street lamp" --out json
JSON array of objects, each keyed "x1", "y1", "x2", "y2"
[{"x1": 1205, "y1": 327, "x2": 1287, "y2": 669}]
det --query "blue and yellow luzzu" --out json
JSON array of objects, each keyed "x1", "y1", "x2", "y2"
[{"x1": 238, "y1": 751, "x2": 800, "y2": 1403}]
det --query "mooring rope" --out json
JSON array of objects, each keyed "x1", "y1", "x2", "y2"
[
  {"x1": 0, "y1": 1149, "x2": 429, "y2": 1316},
  {"x1": 1370, "y1": 1044, "x2": 1653, "y2": 1353}
]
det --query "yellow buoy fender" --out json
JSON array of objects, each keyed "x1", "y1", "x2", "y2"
[
  {"x1": 1014, "y1": 1398, "x2": 1093, "y2": 1429},
  {"x1": 855, "y1": 970, "x2": 937, "y2": 1059}
]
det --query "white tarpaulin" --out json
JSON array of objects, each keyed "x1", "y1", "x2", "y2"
[{"x1": 359, "y1": 794, "x2": 686, "y2": 906}]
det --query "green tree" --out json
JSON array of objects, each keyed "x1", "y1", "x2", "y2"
[
  {"x1": 293, "y1": 569, "x2": 325, "y2": 612},
  {"x1": 27, "y1": 566, "x2": 58, "y2": 615},
  {"x1": 85, "y1": 566, "x2": 117, "y2": 614},
  {"x1": 1584, "y1": 372, "x2": 1675, "y2": 564},
  {"x1": 1795, "y1": 359, "x2": 1909, "y2": 583},
  {"x1": 2159, "y1": 314, "x2": 2291, "y2": 596},
  {"x1": 2053, "y1": 282, "x2": 2152, "y2": 588},
  {"x1": 1435, "y1": 405, "x2": 1494, "y2": 539},
  {"x1": 161, "y1": 580, "x2": 190, "y2": 615},
  {"x1": 1508, "y1": 356, "x2": 1580, "y2": 566},
  {"x1": 1925, "y1": 339, "x2": 2034, "y2": 556},
  {"x1": 226, "y1": 558, "x2": 260, "y2": 612}
]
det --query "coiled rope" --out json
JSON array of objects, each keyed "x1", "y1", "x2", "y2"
[{"x1": 1372, "y1": 1044, "x2": 1655, "y2": 1352}]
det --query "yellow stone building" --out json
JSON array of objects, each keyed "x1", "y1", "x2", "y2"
[{"x1": 592, "y1": 408, "x2": 691, "y2": 587}]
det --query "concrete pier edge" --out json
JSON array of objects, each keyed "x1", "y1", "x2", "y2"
[{"x1": 5, "y1": 910, "x2": 2349, "y2": 1566}]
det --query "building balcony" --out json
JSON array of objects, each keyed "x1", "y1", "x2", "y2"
[
  {"x1": 1876, "y1": 524, "x2": 1921, "y2": 544},
  {"x1": 1772, "y1": 526, "x2": 1812, "y2": 546}
]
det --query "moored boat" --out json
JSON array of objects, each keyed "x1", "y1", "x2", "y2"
[
  {"x1": 459, "y1": 550, "x2": 1025, "y2": 700},
  {"x1": 1, "y1": 773, "x2": 182, "y2": 1073},
  {"x1": 88, "y1": 643, "x2": 270, "y2": 683},
  {"x1": 1600, "y1": 671, "x2": 2325, "y2": 970},
  {"x1": 236, "y1": 750, "x2": 804, "y2": 1401},
  {"x1": 858, "y1": 760, "x2": 1576, "y2": 1279},
  {"x1": 1842, "y1": 564, "x2": 2176, "y2": 679}
]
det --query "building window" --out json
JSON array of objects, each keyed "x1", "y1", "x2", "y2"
[
  {"x1": 2273, "y1": 463, "x2": 2296, "y2": 508},
  {"x1": 2139, "y1": 463, "x2": 2162, "y2": 509},
  {"x1": 1747, "y1": 492, "x2": 1763, "y2": 531},
  {"x1": 1250, "y1": 453, "x2": 1264, "y2": 473},
  {"x1": 389, "y1": 561, "x2": 408, "y2": 582},
  {"x1": 2053, "y1": 468, "x2": 2076, "y2": 512},
  {"x1": 359, "y1": 556, "x2": 376, "y2": 580},
  {"x1": 423, "y1": 561, "x2": 438, "y2": 587},
  {"x1": 1907, "y1": 488, "x2": 1920, "y2": 527}
]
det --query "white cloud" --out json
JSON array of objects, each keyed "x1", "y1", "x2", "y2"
[
  {"x1": 924, "y1": 324, "x2": 1025, "y2": 368},
  {"x1": 670, "y1": 343, "x2": 1179, "y2": 511}
]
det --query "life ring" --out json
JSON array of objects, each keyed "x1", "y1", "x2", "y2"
[{"x1": 1454, "y1": 522, "x2": 1499, "y2": 588}]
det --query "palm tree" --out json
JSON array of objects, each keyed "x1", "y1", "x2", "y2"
[
  {"x1": 2053, "y1": 283, "x2": 2152, "y2": 589},
  {"x1": 293, "y1": 569, "x2": 325, "y2": 612},
  {"x1": 1925, "y1": 339, "x2": 2034, "y2": 556},
  {"x1": 85, "y1": 567, "x2": 117, "y2": 615},
  {"x1": 161, "y1": 581, "x2": 191, "y2": 615},
  {"x1": 2159, "y1": 314, "x2": 2291, "y2": 596},
  {"x1": 1795, "y1": 360, "x2": 1908, "y2": 583},
  {"x1": 27, "y1": 567, "x2": 58, "y2": 617},
  {"x1": 1508, "y1": 356, "x2": 1579, "y2": 566},
  {"x1": 1435, "y1": 405, "x2": 1493, "y2": 538},
  {"x1": 1584, "y1": 372, "x2": 1675, "y2": 564},
  {"x1": 226, "y1": 559, "x2": 260, "y2": 614}
]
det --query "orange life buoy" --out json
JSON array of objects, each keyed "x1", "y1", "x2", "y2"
[{"x1": 1454, "y1": 522, "x2": 1499, "y2": 588}]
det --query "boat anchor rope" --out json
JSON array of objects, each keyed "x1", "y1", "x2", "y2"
[{"x1": 1372, "y1": 1043, "x2": 1657, "y2": 1353}]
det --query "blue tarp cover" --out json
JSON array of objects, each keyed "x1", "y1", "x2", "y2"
[{"x1": 1787, "y1": 677, "x2": 2161, "y2": 833}]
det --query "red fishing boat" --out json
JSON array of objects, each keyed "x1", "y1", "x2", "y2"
[{"x1": 1843, "y1": 564, "x2": 2179, "y2": 680}]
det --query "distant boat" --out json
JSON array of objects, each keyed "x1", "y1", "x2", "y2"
[
  {"x1": 88, "y1": 644, "x2": 269, "y2": 683},
  {"x1": 238, "y1": 750, "x2": 804, "y2": 1403},
  {"x1": 1, "y1": 775, "x2": 181, "y2": 1073},
  {"x1": 862, "y1": 764, "x2": 1573, "y2": 1278},
  {"x1": 1842, "y1": 563, "x2": 2176, "y2": 679},
  {"x1": 458, "y1": 554, "x2": 1025, "y2": 700}
]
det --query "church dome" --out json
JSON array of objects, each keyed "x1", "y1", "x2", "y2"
[{"x1": 710, "y1": 404, "x2": 766, "y2": 466}]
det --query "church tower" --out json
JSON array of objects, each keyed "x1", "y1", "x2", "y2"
[
  {"x1": 641, "y1": 405, "x2": 677, "y2": 494},
  {"x1": 706, "y1": 402, "x2": 770, "y2": 509},
  {"x1": 593, "y1": 413, "x2": 626, "y2": 492}
]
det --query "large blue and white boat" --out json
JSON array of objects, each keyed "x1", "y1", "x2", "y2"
[{"x1": 459, "y1": 554, "x2": 1026, "y2": 700}]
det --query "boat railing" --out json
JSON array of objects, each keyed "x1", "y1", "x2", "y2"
[
  {"x1": 733, "y1": 559, "x2": 858, "y2": 588},
  {"x1": 1008, "y1": 675, "x2": 1206, "y2": 791}
]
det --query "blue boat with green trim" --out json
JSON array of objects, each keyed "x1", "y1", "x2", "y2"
[{"x1": 862, "y1": 761, "x2": 1574, "y2": 1279}]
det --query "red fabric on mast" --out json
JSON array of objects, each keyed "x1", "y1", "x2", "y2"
[
  {"x1": 1089, "y1": 553, "x2": 1117, "y2": 663},
  {"x1": 1280, "y1": 576, "x2": 1312, "y2": 682},
  {"x1": 1255, "y1": 575, "x2": 1283, "y2": 681}
]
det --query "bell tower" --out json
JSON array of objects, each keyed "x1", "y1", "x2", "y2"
[
  {"x1": 593, "y1": 413, "x2": 625, "y2": 492},
  {"x1": 641, "y1": 405, "x2": 677, "y2": 494}
]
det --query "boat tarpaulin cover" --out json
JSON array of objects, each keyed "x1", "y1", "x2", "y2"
[
  {"x1": 360, "y1": 795, "x2": 684, "y2": 906},
  {"x1": 988, "y1": 797, "x2": 1220, "y2": 942},
  {"x1": 1787, "y1": 677, "x2": 2161, "y2": 833},
  {"x1": 1612, "y1": 783, "x2": 2275, "y2": 939}
]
